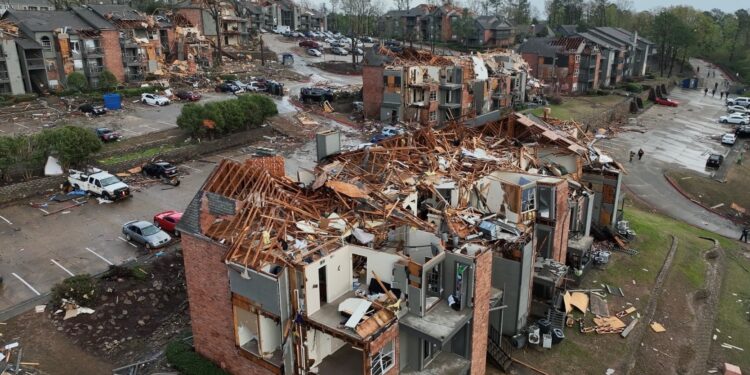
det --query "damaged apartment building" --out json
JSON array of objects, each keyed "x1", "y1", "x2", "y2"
[
  {"x1": 362, "y1": 47, "x2": 529, "y2": 127},
  {"x1": 176, "y1": 110, "x2": 625, "y2": 374}
]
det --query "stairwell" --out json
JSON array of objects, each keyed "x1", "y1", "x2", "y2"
[{"x1": 487, "y1": 325, "x2": 513, "y2": 372}]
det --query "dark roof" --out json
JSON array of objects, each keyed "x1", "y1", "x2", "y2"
[
  {"x1": 517, "y1": 37, "x2": 559, "y2": 57},
  {"x1": 87, "y1": 4, "x2": 146, "y2": 21},
  {"x1": 70, "y1": 6, "x2": 116, "y2": 29},
  {"x1": 384, "y1": 9, "x2": 406, "y2": 17},
  {"x1": 531, "y1": 22, "x2": 553, "y2": 37},
  {"x1": 405, "y1": 4, "x2": 433, "y2": 17},
  {"x1": 175, "y1": 190, "x2": 203, "y2": 236},
  {"x1": 577, "y1": 31, "x2": 615, "y2": 50},
  {"x1": 556, "y1": 24, "x2": 577, "y2": 36},
  {"x1": 476, "y1": 15, "x2": 512, "y2": 31},
  {"x1": 4, "y1": 9, "x2": 99, "y2": 32},
  {"x1": 15, "y1": 37, "x2": 41, "y2": 49}
]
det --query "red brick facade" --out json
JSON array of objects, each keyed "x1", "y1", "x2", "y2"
[
  {"x1": 176, "y1": 8, "x2": 204, "y2": 33},
  {"x1": 100, "y1": 30, "x2": 125, "y2": 82},
  {"x1": 470, "y1": 250, "x2": 492, "y2": 375},
  {"x1": 367, "y1": 323, "x2": 399, "y2": 375},
  {"x1": 181, "y1": 234, "x2": 274, "y2": 375},
  {"x1": 362, "y1": 65, "x2": 384, "y2": 119}
]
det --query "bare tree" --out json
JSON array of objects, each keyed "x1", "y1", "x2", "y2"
[
  {"x1": 199, "y1": 0, "x2": 233, "y2": 66},
  {"x1": 341, "y1": 0, "x2": 377, "y2": 67}
]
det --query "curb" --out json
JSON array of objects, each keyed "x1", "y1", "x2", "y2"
[
  {"x1": 290, "y1": 99, "x2": 361, "y2": 130},
  {"x1": 663, "y1": 172, "x2": 745, "y2": 225}
]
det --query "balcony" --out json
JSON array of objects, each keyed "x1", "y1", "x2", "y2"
[
  {"x1": 26, "y1": 58, "x2": 45, "y2": 70},
  {"x1": 440, "y1": 82, "x2": 462, "y2": 89},
  {"x1": 439, "y1": 102, "x2": 461, "y2": 109},
  {"x1": 84, "y1": 47, "x2": 104, "y2": 56},
  {"x1": 86, "y1": 66, "x2": 103, "y2": 76},
  {"x1": 122, "y1": 54, "x2": 143, "y2": 66}
]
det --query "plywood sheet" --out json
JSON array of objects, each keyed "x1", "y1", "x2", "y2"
[{"x1": 570, "y1": 292, "x2": 589, "y2": 314}]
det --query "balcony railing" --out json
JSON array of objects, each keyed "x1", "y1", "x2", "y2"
[
  {"x1": 86, "y1": 66, "x2": 103, "y2": 75},
  {"x1": 26, "y1": 58, "x2": 45, "y2": 69},
  {"x1": 85, "y1": 47, "x2": 104, "y2": 55},
  {"x1": 122, "y1": 54, "x2": 143, "y2": 65}
]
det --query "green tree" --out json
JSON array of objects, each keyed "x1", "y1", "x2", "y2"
[
  {"x1": 66, "y1": 72, "x2": 89, "y2": 92},
  {"x1": 43, "y1": 126, "x2": 102, "y2": 167},
  {"x1": 98, "y1": 69, "x2": 118, "y2": 91}
]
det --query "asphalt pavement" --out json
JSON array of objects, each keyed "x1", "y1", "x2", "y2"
[{"x1": 595, "y1": 59, "x2": 743, "y2": 239}]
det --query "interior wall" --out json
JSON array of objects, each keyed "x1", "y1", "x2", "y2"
[
  {"x1": 474, "y1": 173, "x2": 520, "y2": 222},
  {"x1": 351, "y1": 245, "x2": 402, "y2": 286},
  {"x1": 235, "y1": 306, "x2": 258, "y2": 347},
  {"x1": 307, "y1": 329, "x2": 347, "y2": 367},
  {"x1": 304, "y1": 246, "x2": 353, "y2": 315},
  {"x1": 538, "y1": 146, "x2": 578, "y2": 176},
  {"x1": 259, "y1": 314, "x2": 281, "y2": 354}
]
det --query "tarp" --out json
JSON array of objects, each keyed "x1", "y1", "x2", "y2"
[{"x1": 44, "y1": 156, "x2": 63, "y2": 176}]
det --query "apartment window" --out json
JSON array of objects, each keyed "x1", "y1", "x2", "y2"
[
  {"x1": 426, "y1": 264, "x2": 441, "y2": 293},
  {"x1": 70, "y1": 41, "x2": 80, "y2": 54},
  {"x1": 40, "y1": 36, "x2": 51, "y2": 50},
  {"x1": 543, "y1": 57, "x2": 553, "y2": 65},
  {"x1": 521, "y1": 187, "x2": 536, "y2": 212},
  {"x1": 429, "y1": 110, "x2": 437, "y2": 121},
  {"x1": 429, "y1": 90, "x2": 436, "y2": 101},
  {"x1": 40, "y1": 6, "x2": 49, "y2": 10},
  {"x1": 27, "y1": 6, "x2": 37, "y2": 10},
  {"x1": 370, "y1": 340, "x2": 395, "y2": 375},
  {"x1": 575, "y1": 54, "x2": 580, "y2": 62}
]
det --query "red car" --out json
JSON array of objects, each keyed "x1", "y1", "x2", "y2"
[
  {"x1": 655, "y1": 97, "x2": 679, "y2": 107},
  {"x1": 299, "y1": 40, "x2": 319, "y2": 48},
  {"x1": 153, "y1": 210, "x2": 183, "y2": 236},
  {"x1": 175, "y1": 90, "x2": 202, "y2": 101}
]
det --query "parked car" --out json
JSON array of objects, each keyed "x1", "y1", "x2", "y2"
[
  {"x1": 307, "y1": 48, "x2": 323, "y2": 57},
  {"x1": 142, "y1": 161, "x2": 178, "y2": 179},
  {"x1": 706, "y1": 154, "x2": 724, "y2": 168},
  {"x1": 727, "y1": 105, "x2": 750, "y2": 114},
  {"x1": 726, "y1": 97, "x2": 750, "y2": 107},
  {"x1": 360, "y1": 36, "x2": 374, "y2": 43},
  {"x1": 95, "y1": 127, "x2": 121, "y2": 142},
  {"x1": 245, "y1": 81, "x2": 265, "y2": 92},
  {"x1": 719, "y1": 113, "x2": 750, "y2": 125},
  {"x1": 68, "y1": 168, "x2": 130, "y2": 201},
  {"x1": 736, "y1": 125, "x2": 750, "y2": 138},
  {"x1": 215, "y1": 82, "x2": 244, "y2": 93},
  {"x1": 153, "y1": 210, "x2": 183, "y2": 236},
  {"x1": 721, "y1": 133, "x2": 737, "y2": 145},
  {"x1": 122, "y1": 220, "x2": 171, "y2": 249},
  {"x1": 654, "y1": 97, "x2": 678, "y2": 107},
  {"x1": 141, "y1": 93, "x2": 170, "y2": 106},
  {"x1": 381, "y1": 126, "x2": 404, "y2": 137},
  {"x1": 175, "y1": 90, "x2": 201, "y2": 101},
  {"x1": 291, "y1": 31, "x2": 303, "y2": 38},
  {"x1": 331, "y1": 47, "x2": 349, "y2": 55},
  {"x1": 299, "y1": 40, "x2": 320, "y2": 48},
  {"x1": 300, "y1": 87, "x2": 333, "y2": 103},
  {"x1": 79, "y1": 103, "x2": 107, "y2": 116}
]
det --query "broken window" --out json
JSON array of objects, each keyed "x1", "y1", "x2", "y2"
[
  {"x1": 429, "y1": 111, "x2": 437, "y2": 121},
  {"x1": 70, "y1": 41, "x2": 80, "y2": 54},
  {"x1": 234, "y1": 301, "x2": 282, "y2": 361},
  {"x1": 40, "y1": 36, "x2": 51, "y2": 50},
  {"x1": 371, "y1": 340, "x2": 395, "y2": 375},
  {"x1": 537, "y1": 185, "x2": 555, "y2": 219},
  {"x1": 521, "y1": 187, "x2": 536, "y2": 212}
]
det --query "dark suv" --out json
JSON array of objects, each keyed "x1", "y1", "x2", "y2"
[
  {"x1": 706, "y1": 154, "x2": 724, "y2": 169},
  {"x1": 300, "y1": 87, "x2": 333, "y2": 103},
  {"x1": 142, "y1": 161, "x2": 178, "y2": 179},
  {"x1": 736, "y1": 125, "x2": 750, "y2": 138}
]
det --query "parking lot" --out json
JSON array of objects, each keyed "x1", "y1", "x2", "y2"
[{"x1": 596, "y1": 58, "x2": 743, "y2": 237}]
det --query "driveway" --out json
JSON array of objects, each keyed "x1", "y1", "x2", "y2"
[{"x1": 595, "y1": 59, "x2": 743, "y2": 239}]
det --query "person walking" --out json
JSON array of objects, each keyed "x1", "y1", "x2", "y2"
[
  {"x1": 714, "y1": 82, "x2": 719, "y2": 90},
  {"x1": 638, "y1": 148, "x2": 644, "y2": 160},
  {"x1": 720, "y1": 91, "x2": 724, "y2": 99},
  {"x1": 704, "y1": 88, "x2": 709, "y2": 96},
  {"x1": 712, "y1": 89, "x2": 716, "y2": 97},
  {"x1": 741, "y1": 226, "x2": 749, "y2": 243},
  {"x1": 629, "y1": 150, "x2": 635, "y2": 163}
]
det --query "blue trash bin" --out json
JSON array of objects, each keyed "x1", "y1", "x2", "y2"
[{"x1": 102, "y1": 93, "x2": 122, "y2": 110}]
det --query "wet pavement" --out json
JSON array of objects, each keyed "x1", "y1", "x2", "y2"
[{"x1": 596, "y1": 59, "x2": 743, "y2": 238}]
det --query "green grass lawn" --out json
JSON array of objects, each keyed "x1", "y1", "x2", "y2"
[
  {"x1": 524, "y1": 95, "x2": 627, "y2": 121},
  {"x1": 714, "y1": 251, "x2": 750, "y2": 367},
  {"x1": 98, "y1": 144, "x2": 177, "y2": 165}
]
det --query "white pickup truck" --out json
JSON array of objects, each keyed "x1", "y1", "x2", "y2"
[{"x1": 67, "y1": 168, "x2": 131, "y2": 201}]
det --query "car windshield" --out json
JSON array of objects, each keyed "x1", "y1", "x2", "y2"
[
  {"x1": 141, "y1": 224, "x2": 160, "y2": 236},
  {"x1": 100, "y1": 176, "x2": 121, "y2": 187}
]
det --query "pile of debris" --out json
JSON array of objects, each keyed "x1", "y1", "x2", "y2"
[{"x1": 0, "y1": 341, "x2": 40, "y2": 375}]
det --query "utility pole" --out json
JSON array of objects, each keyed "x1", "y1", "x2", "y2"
[{"x1": 260, "y1": 34, "x2": 265, "y2": 66}]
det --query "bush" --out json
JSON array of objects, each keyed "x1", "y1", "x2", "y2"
[
  {"x1": 166, "y1": 341, "x2": 228, "y2": 375},
  {"x1": 548, "y1": 95, "x2": 563, "y2": 105},
  {"x1": 177, "y1": 95, "x2": 277, "y2": 137},
  {"x1": 98, "y1": 69, "x2": 119, "y2": 91},
  {"x1": 34, "y1": 126, "x2": 102, "y2": 167},
  {"x1": 50, "y1": 274, "x2": 99, "y2": 306},
  {"x1": 67, "y1": 72, "x2": 89, "y2": 92},
  {"x1": 219, "y1": 74, "x2": 237, "y2": 81},
  {"x1": 625, "y1": 83, "x2": 643, "y2": 93},
  {"x1": 116, "y1": 86, "x2": 159, "y2": 97}
]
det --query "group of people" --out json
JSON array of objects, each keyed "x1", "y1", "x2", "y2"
[{"x1": 629, "y1": 148, "x2": 645, "y2": 162}]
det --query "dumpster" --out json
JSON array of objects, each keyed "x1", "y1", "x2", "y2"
[{"x1": 103, "y1": 93, "x2": 122, "y2": 110}]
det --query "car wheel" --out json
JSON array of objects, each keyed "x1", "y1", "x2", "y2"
[
  {"x1": 125, "y1": 234, "x2": 132, "y2": 241},
  {"x1": 174, "y1": 231, "x2": 181, "y2": 238},
  {"x1": 142, "y1": 99, "x2": 147, "y2": 104},
  {"x1": 102, "y1": 192, "x2": 111, "y2": 201},
  {"x1": 722, "y1": 119, "x2": 728, "y2": 123}
]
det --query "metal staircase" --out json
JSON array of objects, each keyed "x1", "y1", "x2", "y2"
[{"x1": 487, "y1": 326, "x2": 513, "y2": 372}]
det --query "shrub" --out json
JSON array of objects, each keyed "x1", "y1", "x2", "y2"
[
  {"x1": 67, "y1": 72, "x2": 89, "y2": 92},
  {"x1": 220, "y1": 74, "x2": 237, "y2": 81},
  {"x1": 98, "y1": 69, "x2": 119, "y2": 91},
  {"x1": 35, "y1": 126, "x2": 102, "y2": 167},
  {"x1": 239, "y1": 94, "x2": 278, "y2": 118},
  {"x1": 177, "y1": 96, "x2": 277, "y2": 137},
  {"x1": 177, "y1": 103, "x2": 208, "y2": 137},
  {"x1": 166, "y1": 340, "x2": 229, "y2": 375},
  {"x1": 50, "y1": 274, "x2": 99, "y2": 306},
  {"x1": 548, "y1": 95, "x2": 563, "y2": 105},
  {"x1": 116, "y1": 86, "x2": 159, "y2": 97},
  {"x1": 625, "y1": 83, "x2": 643, "y2": 93}
]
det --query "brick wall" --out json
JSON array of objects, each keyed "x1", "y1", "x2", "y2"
[
  {"x1": 181, "y1": 234, "x2": 274, "y2": 375},
  {"x1": 367, "y1": 323, "x2": 399, "y2": 375},
  {"x1": 177, "y1": 8, "x2": 204, "y2": 31},
  {"x1": 100, "y1": 30, "x2": 125, "y2": 82},
  {"x1": 362, "y1": 65, "x2": 384, "y2": 119},
  {"x1": 470, "y1": 249, "x2": 492, "y2": 375}
]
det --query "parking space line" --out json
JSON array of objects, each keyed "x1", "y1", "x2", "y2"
[
  {"x1": 118, "y1": 237, "x2": 138, "y2": 248},
  {"x1": 11, "y1": 273, "x2": 40, "y2": 295},
  {"x1": 50, "y1": 259, "x2": 75, "y2": 277},
  {"x1": 85, "y1": 247, "x2": 114, "y2": 265},
  {"x1": 182, "y1": 164, "x2": 202, "y2": 173},
  {"x1": 0, "y1": 215, "x2": 12, "y2": 225}
]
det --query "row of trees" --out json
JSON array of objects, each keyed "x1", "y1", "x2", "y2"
[
  {"x1": 0, "y1": 126, "x2": 102, "y2": 181},
  {"x1": 176, "y1": 94, "x2": 277, "y2": 138}
]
